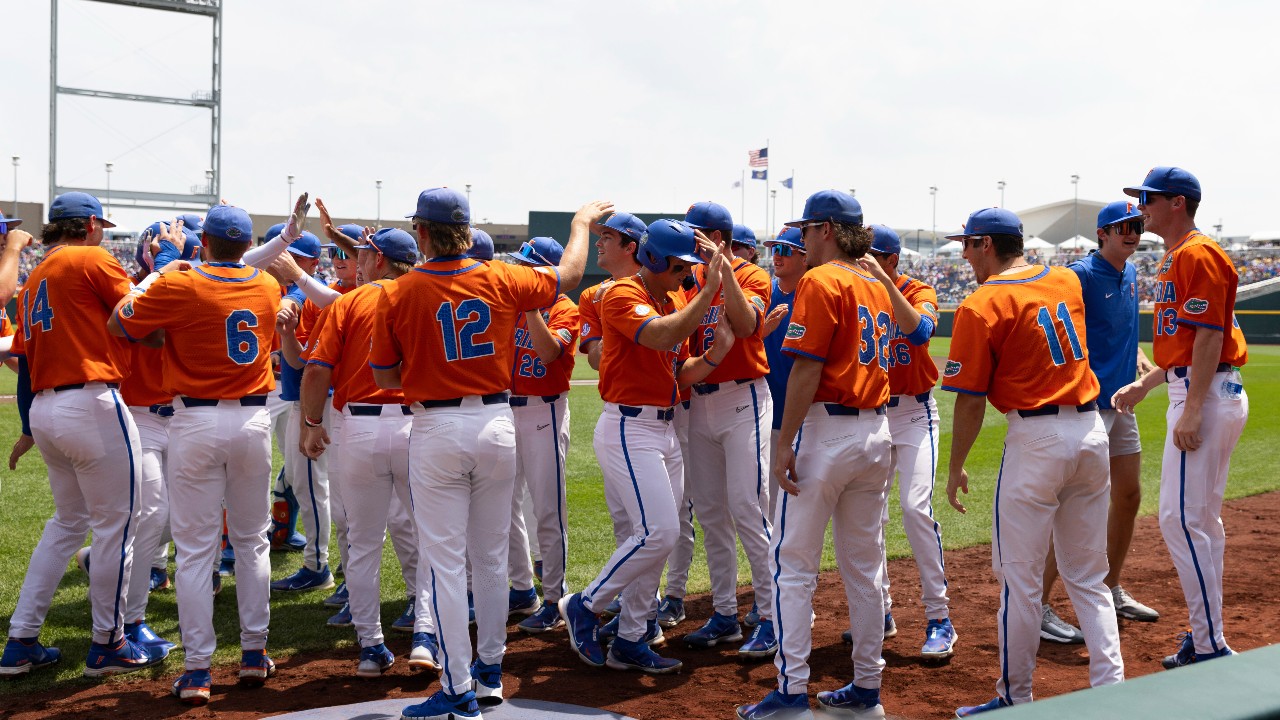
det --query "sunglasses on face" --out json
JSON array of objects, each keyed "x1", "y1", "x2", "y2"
[
  {"x1": 799, "y1": 221, "x2": 828, "y2": 233},
  {"x1": 868, "y1": 251, "x2": 892, "y2": 260},
  {"x1": 770, "y1": 245, "x2": 804, "y2": 257},
  {"x1": 1139, "y1": 191, "x2": 1173, "y2": 206},
  {"x1": 1108, "y1": 220, "x2": 1145, "y2": 236},
  {"x1": 328, "y1": 247, "x2": 349, "y2": 260}
]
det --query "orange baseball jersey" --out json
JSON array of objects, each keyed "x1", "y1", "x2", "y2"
[
  {"x1": 1151, "y1": 230, "x2": 1248, "y2": 370},
  {"x1": 307, "y1": 281, "x2": 404, "y2": 410},
  {"x1": 12, "y1": 245, "x2": 133, "y2": 391},
  {"x1": 942, "y1": 265, "x2": 1099, "y2": 414},
  {"x1": 120, "y1": 343, "x2": 173, "y2": 408},
  {"x1": 1, "y1": 307, "x2": 13, "y2": 338},
  {"x1": 511, "y1": 294, "x2": 579, "y2": 396},
  {"x1": 598, "y1": 276, "x2": 689, "y2": 408},
  {"x1": 577, "y1": 279, "x2": 612, "y2": 350},
  {"x1": 115, "y1": 263, "x2": 279, "y2": 399},
  {"x1": 296, "y1": 280, "x2": 357, "y2": 347},
  {"x1": 686, "y1": 260, "x2": 771, "y2": 383},
  {"x1": 886, "y1": 275, "x2": 941, "y2": 396},
  {"x1": 781, "y1": 260, "x2": 892, "y2": 409},
  {"x1": 369, "y1": 257, "x2": 560, "y2": 403}
]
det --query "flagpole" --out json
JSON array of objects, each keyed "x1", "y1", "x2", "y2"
[
  {"x1": 740, "y1": 170, "x2": 745, "y2": 222},
  {"x1": 790, "y1": 168, "x2": 795, "y2": 221},
  {"x1": 763, "y1": 139, "x2": 770, "y2": 237}
]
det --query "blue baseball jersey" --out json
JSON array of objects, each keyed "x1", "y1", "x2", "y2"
[
  {"x1": 278, "y1": 284, "x2": 307, "y2": 402},
  {"x1": 1068, "y1": 251, "x2": 1138, "y2": 409},
  {"x1": 763, "y1": 277, "x2": 796, "y2": 430}
]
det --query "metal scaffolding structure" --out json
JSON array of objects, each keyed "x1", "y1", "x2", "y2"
[{"x1": 49, "y1": 0, "x2": 222, "y2": 211}]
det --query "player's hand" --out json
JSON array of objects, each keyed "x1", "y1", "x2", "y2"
[
  {"x1": 315, "y1": 197, "x2": 340, "y2": 239},
  {"x1": 1136, "y1": 352, "x2": 1157, "y2": 376},
  {"x1": 9, "y1": 434, "x2": 34, "y2": 470},
  {"x1": 268, "y1": 252, "x2": 305, "y2": 284},
  {"x1": 855, "y1": 256, "x2": 890, "y2": 284},
  {"x1": 1173, "y1": 406, "x2": 1203, "y2": 452},
  {"x1": 573, "y1": 200, "x2": 614, "y2": 228},
  {"x1": 763, "y1": 303, "x2": 789, "y2": 336},
  {"x1": 693, "y1": 229, "x2": 717, "y2": 261},
  {"x1": 3, "y1": 228, "x2": 33, "y2": 251},
  {"x1": 592, "y1": 279, "x2": 615, "y2": 304},
  {"x1": 946, "y1": 467, "x2": 969, "y2": 513},
  {"x1": 158, "y1": 260, "x2": 191, "y2": 275},
  {"x1": 1110, "y1": 381, "x2": 1149, "y2": 415},
  {"x1": 300, "y1": 424, "x2": 330, "y2": 459},
  {"x1": 773, "y1": 444, "x2": 800, "y2": 496},
  {"x1": 276, "y1": 303, "x2": 300, "y2": 332},
  {"x1": 283, "y1": 192, "x2": 311, "y2": 242},
  {"x1": 710, "y1": 313, "x2": 736, "y2": 354}
]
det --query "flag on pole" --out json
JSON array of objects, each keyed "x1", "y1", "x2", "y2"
[
  {"x1": 732, "y1": 179, "x2": 742, "y2": 189},
  {"x1": 748, "y1": 147, "x2": 769, "y2": 167},
  {"x1": 781, "y1": 176, "x2": 793, "y2": 189},
  {"x1": 752, "y1": 169, "x2": 768, "y2": 180}
]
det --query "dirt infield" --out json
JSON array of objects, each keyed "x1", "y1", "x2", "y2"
[{"x1": 6, "y1": 491, "x2": 1278, "y2": 720}]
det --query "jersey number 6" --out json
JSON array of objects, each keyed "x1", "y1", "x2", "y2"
[{"x1": 226, "y1": 309, "x2": 260, "y2": 365}]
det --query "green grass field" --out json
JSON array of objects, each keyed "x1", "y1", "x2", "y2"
[{"x1": 1, "y1": 342, "x2": 1276, "y2": 693}]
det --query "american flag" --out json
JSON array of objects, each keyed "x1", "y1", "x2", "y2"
[{"x1": 748, "y1": 147, "x2": 768, "y2": 168}]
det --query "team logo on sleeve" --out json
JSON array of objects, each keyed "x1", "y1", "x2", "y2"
[
  {"x1": 635, "y1": 304, "x2": 651, "y2": 316},
  {"x1": 1183, "y1": 298, "x2": 1209, "y2": 314},
  {"x1": 784, "y1": 322, "x2": 805, "y2": 339},
  {"x1": 943, "y1": 360, "x2": 962, "y2": 377},
  {"x1": 1159, "y1": 254, "x2": 1175, "y2": 274},
  {"x1": 120, "y1": 301, "x2": 135, "y2": 319},
  {"x1": 751, "y1": 296, "x2": 766, "y2": 313},
  {"x1": 535, "y1": 267, "x2": 551, "y2": 276},
  {"x1": 581, "y1": 322, "x2": 592, "y2": 336},
  {"x1": 922, "y1": 301, "x2": 937, "y2": 318},
  {"x1": 556, "y1": 328, "x2": 574, "y2": 344}
]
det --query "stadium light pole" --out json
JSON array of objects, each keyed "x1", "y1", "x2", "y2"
[
  {"x1": 10, "y1": 156, "x2": 17, "y2": 218},
  {"x1": 1071, "y1": 174, "x2": 1080, "y2": 241},
  {"x1": 287, "y1": 174, "x2": 295, "y2": 209},
  {"x1": 929, "y1": 186, "x2": 938, "y2": 254},
  {"x1": 466, "y1": 184, "x2": 472, "y2": 211},
  {"x1": 205, "y1": 168, "x2": 214, "y2": 196},
  {"x1": 770, "y1": 189, "x2": 778, "y2": 240},
  {"x1": 105, "y1": 162, "x2": 113, "y2": 220},
  {"x1": 376, "y1": 179, "x2": 383, "y2": 228},
  {"x1": 998, "y1": 180, "x2": 1006, "y2": 208}
]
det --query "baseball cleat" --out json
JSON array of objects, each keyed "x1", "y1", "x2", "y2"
[
  {"x1": 322, "y1": 581, "x2": 349, "y2": 608},
  {"x1": 685, "y1": 612, "x2": 743, "y2": 648},
  {"x1": 602, "y1": 594, "x2": 622, "y2": 618},
  {"x1": 391, "y1": 599, "x2": 416, "y2": 633},
  {"x1": 738, "y1": 619, "x2": 778, "y2": 658},
  {"x1": 1160, "y1": 630, "x2": 1234, "y2": 669},
  {"x1": 883, "y1": 612, "x2": 897, "y2": 638},
  {"x1": 400, "y1": 689, "x2": 482, "y2": 720},
  {"x1": 470, "y1": 659, "x2": 503, "y2": 705},
  {"x1": 534, "y1": 560, "x2": 543, "y2": 581},
  {"x1": 599, "y1": 616, "x2": 665, "y2": 647},
  {"x1": 922, "y1": 618, "x2": 957, "y2": 659},
  {"x1": 238, "y1": 649, "x2": 276, "y2": 687},
  {"x1": 743, "y1": 602, "x2": 761, "y2": 629},
  {"x1": 212, "y1": 572, "x2": 223, "y2": 596},
  {"x1": 736, "y1": 690, "x2": 814, "y2": 720},
  {"x1": 956, "y1": 697, "x2": 1010, "y2": 717},
  {"x1": 356, "y1": 644, "x2": 395, "y2": 678},
  {"x1": 271, "y1": 565, "x2": 335, "y2": 593},
  {"x1": 558, "y1": 593, "x2": 605, "y2": 667},
  {"x1": 0, "y1": 637, "x2": 61, "y2": 676},
  {"x1": 125, "y1": 621, "x2": 176, "y2": 660},
  {"x1": 656, "y1": 595, "x2": 686, "y2": 628},
  {"x1": 1040, "y1": 604, "x2": 1084, "y2": 644},
  {"x1": 408, "y1": 632, "x2": 441, "y2": 672},
  {"x1": 171, "y1": 668, "x2": 212, "y2": 706},
  {"x1": 816, "y1": 682, "x2": 886, "y2": 718},
  {"x1": 1111, "y1": 586, "x2": 1159, "y2": 622},
  {"x1": 218, "y1": 546, "x2": 236, "y2": 576},
  {"x1": 517, "y1": 604, "x2": 565, "y2": 634},
  {"x1": 149, "y1": 568, "x2": 171, "y2": 592},
  {"x1": 508, "y1": 587, "x2": 541, "y2": 617},
  {"x1": 327, "y1": 603, "x2": 353, "y2": 628},
  {"x1": 84, "y1": 637, "x2": 162, "y2": 677},
  {"x1": 605, "y1": 637, "x2": 682, "y2": 674}
]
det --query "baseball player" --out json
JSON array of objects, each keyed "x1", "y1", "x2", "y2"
[
  {"x1": 760, "y1": 226, "x2": 805, "y2": 519},
  {"x1": 467, "y1": 227, "x2": 494, "y2": 261},
  {"x1": 680, "y1": 201, "x2": 776, "y2": 658},
  {"x1": 942, "y1": 207, "x2": 1123, "y2": 715},
  {"x1": 1112, "y1": 167, "x2": 1248, "y2": 669},
  {"x1": 732, "y1": 223, "x2": 760, "y2": 262},
  {"x1": 370, "y1": 190, "x2": 601, "y2": 719},
  {"x1": 506, "y1": 237, "x2": 580, "y2": 634},
  {"x1": 299, "y1": 227, "x2": 430, "y2": 677},
  {"x1": 3, "y1": 192, "x2": 162, "y2": 679},
  {"x1": 737, "y1": 190, "x2": 893, "y2": 720},
  {"x1": 857, "y1": 224, "x2": 955, "y2": 659},
  {"x1": 560, "y1": 219, "x2": 734, "y2": 676},
  {"x1": 110, "y1": 203, "x2": 288, "y2": 705},
  {"x1": 1040, "y1": 201, "x2": 1161, "y2": 644}
]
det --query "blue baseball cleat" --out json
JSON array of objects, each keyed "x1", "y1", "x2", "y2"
[
  {"x1": 558, "y1": 593, "x2": 604, "y2": 667},
  {"x1": 84, "y1": 637, "x2": 162, "y2": 677},
  {"x1": 271, "y1": 565, "x2": 335, "y2": 593},
  {"x1": 656, "y1": 595, "x2": 686, "y2": 628},
  {"x1": 509, "y1": 586, "x2": 540, "y2": 617},
  {"x1": 817, "y1": 682, "x2": 885, "y2": 718},
  {"x1": 401, "y1": 689, "x2": 482, "y2": 720},
  {"x1": 125, "y1": 621, "x2": 175, "y2": 660},
  {"x1": 149, "y1": 567, "x2": 171, "y2": 592},
  {"x1": 0, "y1": 637, "x2": 61, "y2": 677},
  {"x1": 956, "y1": 697, "x2": 1010, "y2": 716},
  {"x1": 323, "y1": 581, "x2": 349, "y2": 608},
  {"x1": 357, "y1": 643, "x2": 394, "y2": 678},
  {"x1": 172, "y1": 668, "x2": 212, "y2": 706},
  {"x1": 743, "y1": 601, "x2": 761, "y2": 629},
  {"x1": 738, "y1": 619, "x2": 778, "y2": 658},
  {"x1": 518, "y1": 604, "x2": 565, "y2": 634},
  {"x1": 599, "y1": 616, "x2": 665, "y2": 647},
  {"x1": 409, "y1": 632, "x2": 440, "y2": 672},
  {"x1": 470, "y1": 659, "x2": 503, "y2": 705},
  {"x1": 736, "y1": 689, "x2": 812, "y2": 719},
  {"x1": 238, "y1": 649, "x2": 276, "y2": 687},
  {"x1": 685, "y1": 612, "x2": 743, "y2": 648},
  {"x1": 923, "y1": 618, "x2": 957, "y2": 659},
  {"x1": 605, "y1": 637, "x2": 682, "y2": 674},
  {"x1": 327, "y1": 603, "x2": 353, "y2": 628},
  {"x1": 392, "y1": 599, "x2": 416, "y2": 633}
]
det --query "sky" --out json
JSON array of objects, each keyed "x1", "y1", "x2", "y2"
[{"x1": 2, "y1": 0, "x2": 1275, "y2": 237}]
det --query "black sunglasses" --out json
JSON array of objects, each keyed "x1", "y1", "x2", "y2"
[
  {"x1": 1139, "y1": 190, "x2": 1173, "y2": 205},
  {"x1": 1108, "y1": 220, "x2": 1145, "y2": 236}
]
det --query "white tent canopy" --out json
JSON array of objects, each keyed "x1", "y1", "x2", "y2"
[
  {"x1": 935, "y1": 240, "x2": 964, "y2": 255},
  {"x1": 1023, "y1": 236, "x2": 1053, "y2": 250},
  {"x1": 1248, "y1": 231, "x2": 1280, "y2": 244},
  {"x1": 899, "y1": 246, "x2": 920, "y2": 257},
  {"x1": 1059, "y1": 235, "x2": 1098, "y2": 250}
]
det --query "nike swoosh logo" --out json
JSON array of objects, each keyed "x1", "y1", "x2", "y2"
[
  {"x1": 1106, "y1": 293, "x2": 1115, "y2": 298},
  {"x1": 736, "y1": 405, "x2": 749, "y2": 413},
  {"x1": 537, "y1": 423, "x2": 551, "y2": 431}
]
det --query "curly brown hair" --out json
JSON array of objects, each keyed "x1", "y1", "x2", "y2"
[{"x1": 833, "y1": 222, "x2": 873, "y2": 259}]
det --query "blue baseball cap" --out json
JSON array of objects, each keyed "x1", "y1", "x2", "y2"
[
  {"x1": 406, "y1": 188, "x2": 470, "y2": 225},
  {"x1": 357, "y1": 227, "x2": 418, "y2": 265},
  {"x1": 264, "y1": 222, "x2": 287, "y2": 243},
  {"x1": 684, "y1": 202, "x2": 734, "y2": 235},
  {"x1": 509, "y1": 236, "x2": 564, "y2": 267},
  {"x1": 1124, "y1": 166, "x2": 1201, "y2": 202},
  {"x1": 467, "y1": 228, "x2": 494, "y2": 261},
  {"x1": 140, "y1": 220, "x2": 202, "y2": 262},
  {"x1": 0, "y1": 211, "x2": 22, "y2": 233},
  {"x1": 178, "y1": 213, "x2": 203, "y2": 233},
  {"x1": 732, "y1": 224, "x2": 757, "y2": 247},
  {"x1": 785, "y1": 190, "x2": 863, "y2": 227},
  {"x1": 765, "y1": 226, "x2": 805, "y2": 251},
  {"x1": 286, "y1": 231, "x2": 323, "y2": 259},
  {"x1": 945, "y1": 207, "x2": 1023, "y2": 240},
  {"x1": 49, "y1": 191, "x2": 116, "y2": 228},
  {"x1": 1097, "y1": 200, "x2": 1144, "y2": 229},
  {"x1": 203, "y1": 205, "x2": 252, "y2": 242},
  {"x1": 869, "y1": 224, "x2": 902, "y2": 254},
  {"x1": 590, "y1": 212, "x2": 647, "y2": 244},
  {"x1": 337, "y1": 223, "x2": 364, "y2": 243}
]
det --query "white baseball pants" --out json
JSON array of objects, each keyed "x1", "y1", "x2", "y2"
[
  {"x1": 687, "y1": 378, "x2": 774, "y2": 620},
  {"x1": 663, "y1": 401, "x2": 695, "y2": 599},
  {"x1": 584, "y1": 403, "x2": 683, "y2": 642},
  {"x1": 167, "y1": 402, "x2": 272, "y2": 670},
  {"x1": 1160, "y1": 369, "x2": 1248, "y2": 655},
  {"x1": 772, "y1": 404, "x2": 892, "y2": 695},
  {"x1": 285, "y1": 401, "x2": 331, "y2": 572},
  {"x1": 510, "y1": 396, "x2": 571, "y2": 603},
  {"x1": 125, "y1": 406, "x2": 170, "y2": 624},
  {"x1": 508, "y1": 476, "x2": 536, "y2": 593},
  {"x1": 10, "y1": 384, "x2": 141, "y2": 645},
  {"x1": 992, "y1": 409, "x2": 1123, "y2": 704},
  {"x1": 881, "y1": 393, "x2": 950, "y2": 619}
]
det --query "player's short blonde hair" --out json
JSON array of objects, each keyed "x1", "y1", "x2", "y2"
[{"x1": 833, "y1": 222, "x2": 873, "y2": 259}]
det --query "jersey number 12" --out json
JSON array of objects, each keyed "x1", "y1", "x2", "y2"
[
  {"x1": 436, "y1": 299, "x2": 495, "y2": 361},
  {"x1": 1036, "y1": 302, "x2": 1084, "y2": 366}
]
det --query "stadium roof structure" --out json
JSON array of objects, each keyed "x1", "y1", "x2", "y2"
[{"x1": 1015, "y1": 198, "x2": 1108, "y2": 244}]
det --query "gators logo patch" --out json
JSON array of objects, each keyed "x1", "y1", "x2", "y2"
[
  {"x1": 943, "y1": 360, "x2": 962, "y2": 377},
  {"x1": 785, "y1": 322, "x2": 805, "y2": 339},
  {"x1": 120, "y1": 301, "x2": 135, "y2": 319},
  {"x1": 556, "y1": 328, "x2": 574, "y2": 344},
  {"x1": 1183, "y1": 298, "x2": 1209, "y2": 315},
  {"x1": 922, "y1": 301, "x2": 937, "y2": 318},
  {"x1": 751, "y1": 296, "x2": 767, "y2": 313},
  {"x1": 634, "y1": 304, "x2": 651, "y2": 316}
]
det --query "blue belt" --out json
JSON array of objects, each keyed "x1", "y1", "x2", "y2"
[
  {"x1": 181, "y1": 395, "x2": 268, "y2": 408},
  {"x1": 823, "y1": 404, "x2": 887, "y2": 417},
  {"x1": 692, "y1": 378, "x2": 755, "y2": 396},
  {"x1": 149, "y1": 404, "x2": 174, "y2": 418},
  {"x1": 1171, "y1": 363, "x2": 1232, "y2": 379},
  {"x1": 619, "y1": 405, "x2": 675, "y2": 421},
  {"x1": 508, "y1": 393, "x2": 563, "y2": 407},
  {"x1": 348, "y1": 404, "x2": 413, "y2": 416},
  {"x1": 1016, "y1": 400, "x2": 1097, "y2": 418},
  {"x1": 887, "y1": 390, "x2": 932, "y2": 408},
  {"x1": 420, "y1": 392, "x2": 509, "y2": 409}
]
